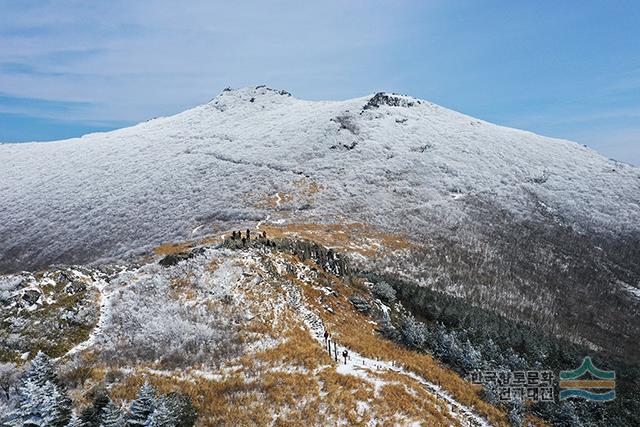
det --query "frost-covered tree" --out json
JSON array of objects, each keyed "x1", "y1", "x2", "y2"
[
  {"x1": 458, "y1": 339, "x2": 482, "y2": 374},
  {"x1": 480, "y1": 338, "x2": 502, "y2": 368},
  {"x1": 503, "y1": 349, "x2": 527, "y2": 371},
  {"x1": 26, "y1": 352, "x2": 56, "y2": 387},
  {"x1": 100, "y1": 400, "x2": 124, "y2": 427},
  {"x1": 79, "y1": 390, "x2": 109, "y2": 427},
  {"x1": 8, "y1": 352, "x2": 71, "y2": 427},
  {"x1": 127, "y1": 382, "x2": 156, "y2": 426},
  {"x1": 377, "y1": 313, "x2": 399, "y2": 341},
  {"x1": 0, "y1": 362, "x2": 19, "y2": 401},
  {"x1": 399, "y1": 314, "x2": 426, "y2": 349},
  {"x1": 431, "y1": 323, "x2": 449, "y2": 358},
  {"x1": 371, "y1": 281, "x2": 396, "y2": 304},
  {"x1": 145, "y1": 398, "x2": 176, "y2": 427},
  {"x1": 557, "y1": 402, "x2": 582, "y2": 427},
  {"x1": 163, "y1": 392, "x2": 196, "y2": 427},
  {"x1": 66, "y1": 413, "x2": 83, "y2": 427},
  {"x1": 507, "y1": 397, "x2": 525, "y2": 427}
]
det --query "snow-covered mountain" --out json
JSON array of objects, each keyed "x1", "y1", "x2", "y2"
[
  {"x1": 2, "y1": 88, "x2": 640, "y2": 425},
  {"x1": 3, "y1": 86, "x2": 640, "y2": 357},
  {"x1": 1, "y1": 86, "x2": 639, "y2": 273}
]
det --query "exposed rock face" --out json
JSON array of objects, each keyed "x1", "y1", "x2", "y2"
[
  {"x1": 64, "y1": 281, "x2": 87, "y2": 294},
  {"x1": 21, "y1": 289, "x2": 40, "y2": 306},
  {"x1": 362, "y1": 92, "x2": 419, "y2": 110},
  {"x1": 158, "y1": 247, "x2": 206, "y2": 267}
]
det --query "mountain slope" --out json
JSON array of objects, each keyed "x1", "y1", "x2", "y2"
[
  {"x1": 1, "y1": 86, "x2": 639, "y2": 364},
  {"x1": 0, "y1": 236, "x2": 518, "y2": 426},
  {"x1": 1, "y1": 86, "x2": 638, "y2": 272}
]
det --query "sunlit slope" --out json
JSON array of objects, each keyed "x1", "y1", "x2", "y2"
[{"x1": 1, "y1": 86, "x2": 638, "y2": 272}]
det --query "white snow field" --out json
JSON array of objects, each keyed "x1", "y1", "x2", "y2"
[{"x1": 1, "y1": 86, "x2": 639, "y2": 272}]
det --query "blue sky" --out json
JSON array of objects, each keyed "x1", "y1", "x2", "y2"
[{"x1": 1, "y1": 0, "x2": 638, "y2": 165}]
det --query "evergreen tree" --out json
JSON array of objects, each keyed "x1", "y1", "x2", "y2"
[
  {"x1": 27, "y1": 352, "x2": 56, "y2": 387},
  {"x1": 459, "y1": 339, "x2": 482, "y2": 374},
  {"x1": 557, "y1": 402, "x2": 582, "y2": 427},
  {"x1": 371, "y1": 281, "x2": 396, "y2": 304},
  {"x1": 431, "y1": 323, "x2": 451, "y2": 358},
  {"x1": 480, "y1": 338, "x2": 501, "y2": 368},
  {"x1": 80, "y1": 391, "x2": 109, "y2": 427},
  {"x1": 9, "y1": 352, "x2": 71, "y2": 427},
  {"x1": 163, "y1": 393, "x2": 196, "y2": 427},
  {"x1": 507, "y1": 397, "x2": 525, "y2": 427},
  {"x1": 127, "y1": 382, "x2": 156, "y2": 426},
  {"x1": 100, "y1": 400, "x2": 124, "y2": 427},
  {"x1": 66, "y1": 414, "x2": 83, "y2": 427},
  {"x1": 145, "y1": 399, "x2": 176, "y2": 427},
  {"x1": 399, "y1": 314, "x2": 425, "y2": 349},
  {"x1": 378, "y1": 313, "x2": 399, "y2": 341}
]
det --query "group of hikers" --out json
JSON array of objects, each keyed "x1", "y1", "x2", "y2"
[
  {"x1": 229, "y1": 228, "x2": 267, "y2": 243},
  {"x1": 324, "y1": 329, "x2": 349, "y2": 364}
]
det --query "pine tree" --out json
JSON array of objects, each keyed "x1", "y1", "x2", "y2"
[
  {"x1": 145, "y1": 398, "x2": 177, "y2": 427},
  {"x1": 66, "y1": 413, "x2": 83, "y2": 427},
  {"x1": 100, "y1": 400, "x2": 124, "y2": 427},
  {"x1": 399, "y1": 314, "x2": 425, "y2": 349},
  {"x1": 459, "y1": 339, "x2": 482, "y2": 374},
  {"x1": 507, "y1": 396, "x2": 525, "y2": 427},
  {"x1": 163, "y1": 393, "x2": 196, "y2": 427},
  {"x1": 9, "y1": 352, "x2": 71, "y2": 427},
  {"x1": 557, "y1": 402, "x2": 582, "y2": 427},
  {"x1": 377, "y1": 313, "x2": 399, "y2": 341},
  {"x1": 80, "y1": 391, "x2": 109, "y2": 427},
  {"x1": 27, "y1": 352, "x2": 56, "y2": 387},
  {"x1": 127, "y1": 382, "x2": 156, "y2": 426},
  {"x1": 371, "y1": 281, "x2": 396, "y2": 304},
  {"x1": 481, "y1": 338, "x2": 501, "y2": 368}
]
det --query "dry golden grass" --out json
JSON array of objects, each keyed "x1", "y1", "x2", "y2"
[
  {"x1": 152, "y1": 232, "x2": 225, "y2": 256},
  {"x1": 89, "y1": 228, "x2": 549, "y2": 426},
  {"x1": 98, "y1": 252, "x2": 468, "y2": 426},
  {"x1": 258, "y1": 222, "x2": 420, "y2": 257},
  {"x1": 153, "y1": 241, "x2": 194, "y2": 255},
  {"x1": 282, "y1": 256, "x2": 514, "y2": 427}
]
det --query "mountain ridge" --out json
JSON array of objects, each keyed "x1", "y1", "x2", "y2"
[{"x1": 1, "y1": 86, "x2": 638, "y2": 274}]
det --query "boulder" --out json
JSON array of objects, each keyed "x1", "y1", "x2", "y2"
[{"x1": 21, "y1": 289, "x2": 40, "y2": 306}]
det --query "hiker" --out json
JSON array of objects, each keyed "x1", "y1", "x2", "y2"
[
  {"x1": 246, "y1": 229, "x2": 251, "y2": 240},
  {"x1": 342, "y1": 349, "x2": 348, "y2": 364},
  {"x1": 262, "y1": 230, "x2": 267, "y2": 239},
  {"x1": 324, "y1": 330, "x2": 329, "y2": 345}
]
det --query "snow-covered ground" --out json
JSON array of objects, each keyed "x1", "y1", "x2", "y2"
[{"x1": 1, "y1": 86, "x2": 638, "y2": 272}]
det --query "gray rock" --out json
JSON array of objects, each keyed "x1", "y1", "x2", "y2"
[{"x1": 21, "y1": 289, "x2": 40, "y2": 306}]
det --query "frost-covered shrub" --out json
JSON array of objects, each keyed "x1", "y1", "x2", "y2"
[
  {"x1": 371, "y1": 281, "x2": 396, "y2": 304},
  {"x1": 377, "y1": 313, "x2": 399, "y2": 341},
  {"x1": 0, "y1": 362, "x2": 19, "y2": 401},
  {"x1": 97, "y1": 259, "x2": 244, "y2": 367},
  {"x1": 507, "y1": 397, "x2": 525, "y2": 426},
  {"x1": 399, "y1": 314, "x2": 426, "y2": 349}
]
